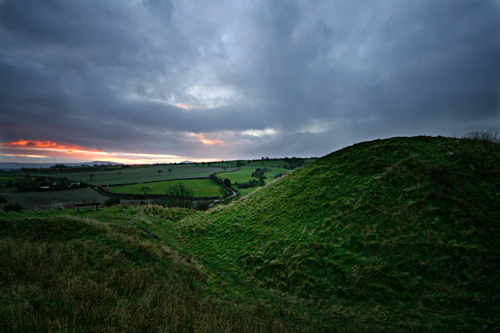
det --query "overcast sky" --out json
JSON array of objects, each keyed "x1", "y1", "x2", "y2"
[{"x1": 1, "y1": 0, "x2": 500, "y2": 164}]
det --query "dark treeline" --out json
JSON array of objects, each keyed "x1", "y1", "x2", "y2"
[
  {"x1": 17, "y1": 164, "x2": 131, "y2": 175},
  {"x1": 14, "y1": 176, "x2": 87, "y2": 192}
]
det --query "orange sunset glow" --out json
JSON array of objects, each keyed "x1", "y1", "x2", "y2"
[
  {"x1": 174, "y1": 103, "x2": 209, "y2": 110},
  {"x1": 194, "y1": 134, "x2": 238, "y2": 146},
  {"x1": 2, "y1": 139, "x2": 93, "y2": 150},
  {"x1": 0, "y1": 139, "x2": 190, "y2": 164}
]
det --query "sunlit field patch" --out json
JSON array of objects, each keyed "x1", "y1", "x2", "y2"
[{"x1": 109, "y1": 178, "x2": 224, "y2": 197}]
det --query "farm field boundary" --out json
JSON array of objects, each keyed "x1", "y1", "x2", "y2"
[{"x1": 95, "y1": 183, "x2": 239, "y2": 201}]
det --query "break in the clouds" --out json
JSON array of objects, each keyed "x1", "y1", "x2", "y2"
[{"x1": 1, "y1": 0, "x2": 500, "y2": 163}]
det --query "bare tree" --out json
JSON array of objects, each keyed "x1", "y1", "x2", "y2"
[
  {"x1": 89, "y1": 173, "x2": 95, "y2": 181},
  {"x1": 157, "y1": 169, "x2": 163, "y2": 177},
  {"x1": 168, "y1": 168, "x2": 172, "y2": 175},
  {"x1": 140, "y1": 186, "x2": 152, "y2": 196},
  {"x1": 162, "y1": 183, "x2": 194, "y2": 208}
]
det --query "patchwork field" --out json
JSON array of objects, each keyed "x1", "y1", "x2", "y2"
[
  {"x1": 48, "y1": 165, "x2": 237, "y2": 186},
  {"x1": 0, "y1": 188, "x2": 108, "y2": 210},
  {"x1": 0, "y1": 177, "x2": 22, "y2": 187},
  {"x1": 108, "y1": 179, "x2": 224, "y2": 197},
  {"x1": 217, "y1": 166, "x2": 291, "y2": 196}
]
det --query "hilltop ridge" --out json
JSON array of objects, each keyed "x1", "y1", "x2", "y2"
[{"x1": 176, "y1": 135, "x2": 500, "y2": 331}]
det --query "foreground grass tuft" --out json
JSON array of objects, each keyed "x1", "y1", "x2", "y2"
[{"x1": 0, "y1": 215, "x2": 319, "y2": 332}]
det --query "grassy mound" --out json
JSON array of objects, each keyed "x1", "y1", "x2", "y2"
[
  {"x1": 177, "y1": 136, "x2": 500, "y2": 331},
  {"x1": 0, "y1": 209, "x2": 311, "y2": 332},
  {"x1": 1, "y1": 135, "x2": 498, "y2": 331}
]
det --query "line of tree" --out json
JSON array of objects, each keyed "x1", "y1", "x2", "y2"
[
  {"x1": 251, "y1": 167, "x2": 270, "y2": 179},
  {"x1": 15, "y1": 176, "x2": 86, "y2": 192},
  {"x1": 236, "y1": 179, "x2": 260, "y2": 189},
  {"x1": 282, "y1": 157, "x2": 305, "y2": 170},
  {"x1": 235, "y1": 168, "x2": 269, "y2": 189},
  {"x1": 209, "y1": 174, "x2": 231, "y2": 195},
  {"x1": 14, "y1": 164, "x2": 131, "y2": 176},
  {"x1": 160, "y1": 183, "x2": 194, "y2": 208}
]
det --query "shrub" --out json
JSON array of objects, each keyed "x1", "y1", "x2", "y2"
[
  {"x1": 103, "y1": 197, "x2": 121, "y2": 206},
  {"x1": 282, "y1": 157, "x2": 305, "y2": 170},
  {"x1": 195, "y1": 201, "x2": 210, "y2": 211},
  {"x1": 140, "y1": 186, "x2": 152, "y2": 196},
  {"x1": 237, "y1": 179, "x2": 259, "y2": 189},
  {"x1": 162, "y1": 183, "x2": 194, "y2": 209},
  {"x1": 455, "y1": 132, "x2": 500, "y2": 178},
  {"x1": 0, "y1": 196, "x2": 6, "y2": 203},
  {"x1": 463, "y1": 129, "x2": 500, "y2": 145},
  {"x1": 4, "y1": 203, "x2": 23, "y2": 212}
]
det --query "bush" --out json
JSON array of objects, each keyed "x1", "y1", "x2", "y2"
[
  {"x1": 274, "y1": 173, "x2": 287, "y2": 179},
  {"x1": 163, "y1": 183, "x2": 194, "y2": 209},
  {"x1": 237, "y1": 179, "x2": 259, "y2": 189},
  {"x1": 195, "y1": 201, "x2": 210, "y2": 211},
  {"x1": 282, "y1": 157, "x2": 305, "y2": 170},
  {"x1": 103, "y1": 197, "x2": 121, "y2": 206},
  {"x1": 463, "y1": 130, "x2": 500, "y2": 145},
  {"x1": 455, "y1": 131, "x2": 500, "y2": 178},
  {"x1": 4, "y1": 203, "x2": 23, "y2": 212},
  {"x1": 0, "y1": 195, "x2": 6, "y2": 204}
]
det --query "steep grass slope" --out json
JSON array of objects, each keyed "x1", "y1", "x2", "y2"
[
  {"x1": 177, "y1": 136, "x2": 500, "y2": 331},
  {"x1": 0, "y1": 209, "x2": 315, "y2": 332}
]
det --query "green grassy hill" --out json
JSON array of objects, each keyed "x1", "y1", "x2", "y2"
[
  {"x1": 1, "y1": 135, "x2": 499, "y2": 332},
  {"x1": 0, "y1": 208, "x2": 308, "y2": 332},
  {"x1": 174, "y1": 135, "x2": 500, "y2": 331}
]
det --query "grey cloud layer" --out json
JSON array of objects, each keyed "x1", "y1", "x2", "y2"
[{"x1": 1, "y1": 0, "x2": 499, "y2": 160}]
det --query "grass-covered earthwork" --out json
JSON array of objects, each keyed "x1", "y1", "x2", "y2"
[
  {"x1": 0, "y1": 208, "x2": 308, "y2": 332},
  {"x1": 1, "y1": 135, "x2": 498, "y2": 332},
  {"x1": 173, "y1": 135, "x2": 500, "y2": 331}
]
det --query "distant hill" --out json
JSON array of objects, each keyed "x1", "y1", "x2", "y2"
[{"x1": 0, "y1": 161, "x2": 124, "y2": 170}]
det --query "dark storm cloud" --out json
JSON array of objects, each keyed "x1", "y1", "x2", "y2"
[{"x1": 1, "y1": 0, "x2": 500, "y2": 161}]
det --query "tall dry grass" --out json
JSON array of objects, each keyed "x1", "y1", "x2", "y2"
[{"x1": 0, "y1": 231, "x2": 316, "y2": 332}]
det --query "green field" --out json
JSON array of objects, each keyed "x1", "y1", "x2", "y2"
[
  {"x1": 218, "y1": 166, "x2": 291, "y2": 196},
  {"x1": 49, "y1": 165, "x2": 236, "y2": 185},
  {"x1": 0, "y1": 176, "x2": 22, "y2": 187},
  {"x1": 109, "y1": 179, "x2": 223, "y2": 197},
  {"x1": 0, "y1": 188, "x2": 108, "y2": 209},
  {"x1": 1, "y1": 135, "x2": 498, "y2": 332}
]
